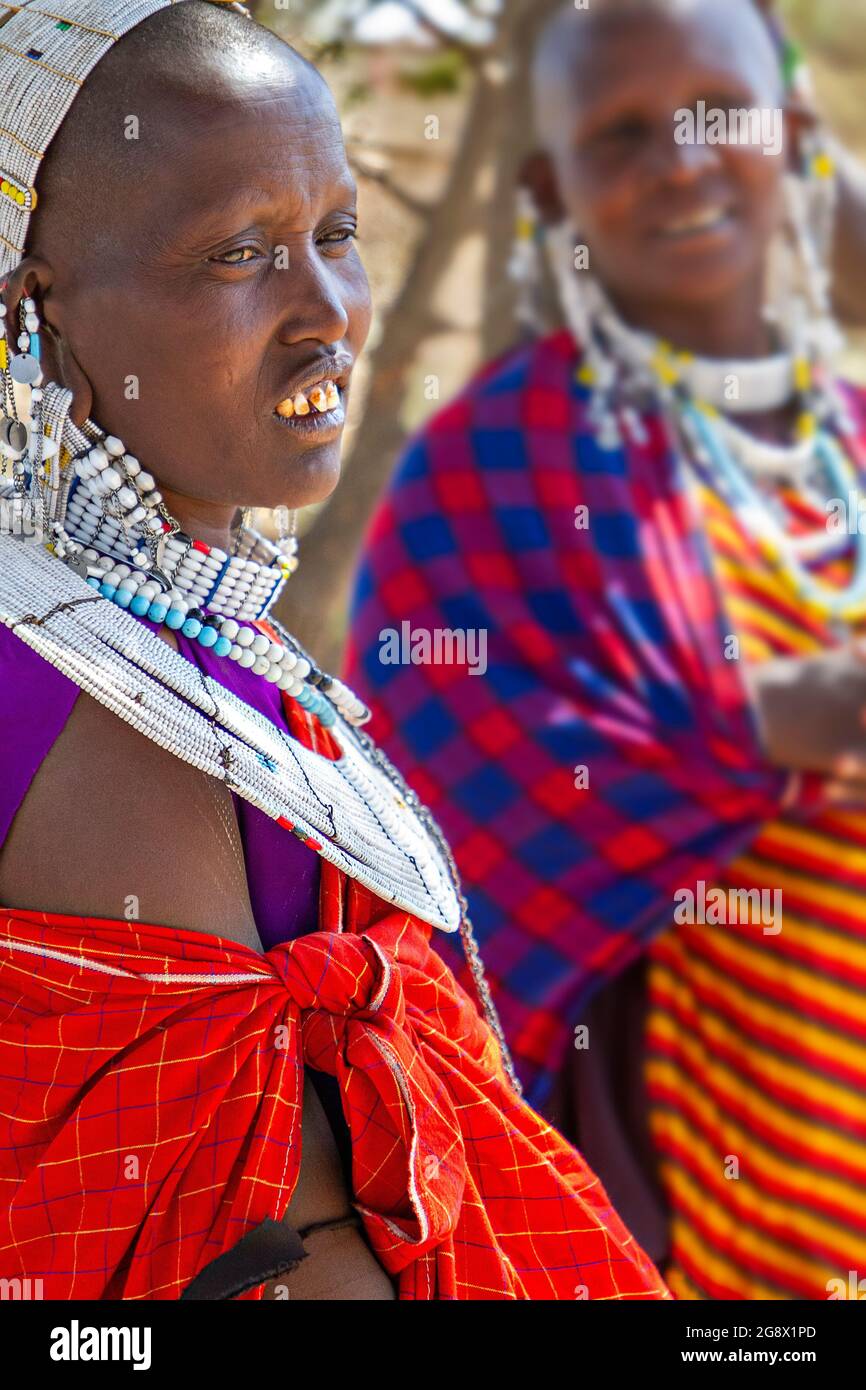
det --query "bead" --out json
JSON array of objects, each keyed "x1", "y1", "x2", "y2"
[
  {"x1": 236, "y1": 627, "x2": 255, "y2": 648},
  {"x1": 220, "y1": 618, "x2": 239, "y2": 641},
  {"x1": 148, "y1": 603, "x2": 169, "y2": 623},
  {"x1": 214, "y1": 636, "x2": 233, "y2": 658},
  {"x1": 182, "y1": 618, "x2": 202, "y2": 639},
  {"x1": 103, "y1": 436, "x2": 125, "y2": 457},
  {"x1": 251, "y1": 634, "x2": 270, "y2": 657},
  {"x1": 165, "y1": 608, "x2": 186, "y2": 630},
  {"x1": 130, "y1": 595, "x2": 151, "y2": 616},
  {"x1": 238, "y1": 649, "x2": 256, "y2": 669},
  {"x1": 197, "y1": 625, "x2": 218, "y2": 648},
  {"x1": 115, "y1": 589, "x2": 133, "y2": 608},
  {"x1": 252, "y1": 656, "x2": 270, "y2": 676}
]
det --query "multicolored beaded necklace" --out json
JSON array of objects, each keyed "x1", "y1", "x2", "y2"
[
  {"x1": 549, "y1": 225, "x2": 866, "y2": 625},
  {"x1": 49, "y1": 456, "x2": 369, "y2": 730}
]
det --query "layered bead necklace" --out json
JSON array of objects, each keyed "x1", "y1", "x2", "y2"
[
  {"x1": 0, "y1": 292, "x2": 369, "y2": 731},
  {"x1": 549, "y1": 223, "x2": 866, "y2": 625},
  {"x1": 56, "y1": 476, "x2": 368, "y2": 729}
]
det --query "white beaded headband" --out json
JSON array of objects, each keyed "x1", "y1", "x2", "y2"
[{"x1": 0, "y1": 0, "x2": 250, "y2": 278}]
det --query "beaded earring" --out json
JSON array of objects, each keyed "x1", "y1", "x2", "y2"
[
  {"x1": 546, "y1": 222, "x2": 625, "y2": 451},
  {"x1": 276, "y1": 504, "x2": 300, "y2": 577},
  {"x1": 0, "y1": 295, "x2": 42, "y2": 485},
  {"x1": 507, "y1": 188, "x2": 547, "y2": 338}
]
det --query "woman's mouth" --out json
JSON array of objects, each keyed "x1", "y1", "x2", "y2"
[
  {"x1": 273, "y1": 380, "x2": 346, "y2": 437},
  {"x1": 653, "y1": 205, "x2": 736, "y2": 241}
]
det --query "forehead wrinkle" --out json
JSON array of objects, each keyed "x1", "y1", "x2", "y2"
[{"x1": 165, "y1": 176, "x2": 358, "y2": 242}]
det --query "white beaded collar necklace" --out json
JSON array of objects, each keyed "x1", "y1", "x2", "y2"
[
  {"x1": 586, "y1": 281, "x2": 796, "y2": 415},
  {"x1": 0, "y1": 531, "x2": 462, "y2": 935}
]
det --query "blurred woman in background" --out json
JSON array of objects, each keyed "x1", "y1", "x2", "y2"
[
  {"x1": 350, "y1": 0, "x2": 866, "y2": 1298},
  {"x1": 0, "y1": 0, "x2": 669, "y2": 1302}
]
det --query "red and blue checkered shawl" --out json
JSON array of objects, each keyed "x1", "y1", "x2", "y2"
[
  {"x1": 347, "y1": 328, "x2": 803, "y2": 1107},
  {"x1": 0, "y1": 682, "x2": 668, "y2": 1300}
]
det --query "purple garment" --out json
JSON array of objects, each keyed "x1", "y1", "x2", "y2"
[{"x1": 0, "y1": 613, "x2": 320, "y2": 948}]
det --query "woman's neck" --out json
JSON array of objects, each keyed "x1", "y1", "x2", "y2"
[
  {"x1": 607, "y1": 288, "x2": 776, "y2": 362},
  {"x1": 157, "y1": 485, "x2": 243, "y2": 552}
]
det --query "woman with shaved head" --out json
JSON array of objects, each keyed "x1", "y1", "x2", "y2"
[
  {"x1": 351, "y1": 0, "x2": 866, "y2": 1298},
  {"x1": 0, "y1": 1, "x2": 669, "y2": 1301}
]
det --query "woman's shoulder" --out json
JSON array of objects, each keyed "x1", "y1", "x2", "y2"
[
  {"x1": 0, "y1": 633, "x2": 262, "y2": 946},
  {"x1": 400, "y1": 330, "x2": 580, "y2": 461},
  {"x1": 382, "y1": 332, "x2": 585, "y2": 524},
  {"x1": 0, "y1": 623, "x2": 82, "y2": 850}
]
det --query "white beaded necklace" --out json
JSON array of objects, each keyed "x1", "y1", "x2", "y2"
[
  {"x1": 0, "y1": 530, "x2": 461, "y2": 933},
  {"x1": 0, "y1": 0, "x2": 522, "y2": 1091}
]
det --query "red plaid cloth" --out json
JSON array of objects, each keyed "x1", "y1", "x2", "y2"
[{"x1": 0, "y1": 867, "x2": 668, "y2": 1300}]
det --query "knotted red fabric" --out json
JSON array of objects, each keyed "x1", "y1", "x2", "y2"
[{"x1": 0, "y1": 870, "x2": 669, "y2": 1300}]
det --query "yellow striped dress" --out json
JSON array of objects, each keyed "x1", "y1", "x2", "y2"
[{"x1": 646, "y1": 476, "x2": 866, "y2": 1300}]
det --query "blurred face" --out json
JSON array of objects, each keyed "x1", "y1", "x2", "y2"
[
  {"x1": 31, "y1": 45, "x2": 372, "y2": 513},
  {"x1": 540, "y1": 6, "x2": 786, "y2": 323}
]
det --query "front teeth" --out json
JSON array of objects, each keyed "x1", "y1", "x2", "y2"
[
  {"x1": 662, "y1": 207, "x2": 727, "y2": 235},
  {"x1": 276, "y1": 380, "x2": 342, "y2": 419}
]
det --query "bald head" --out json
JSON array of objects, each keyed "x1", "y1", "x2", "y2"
[
  {"x1": 533, "y1": 0, "x2": 783, "y2": 147},
  {"x1": 29, "y1": 1, "x2": 320, "y2": 262}
]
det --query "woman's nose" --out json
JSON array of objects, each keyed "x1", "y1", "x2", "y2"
[
  {"x1": 648, "y1": 121, "x2": 723, "y2": 183},
  {"x1": 275, "y1": 245, "x2": 350, "y2": 346}
]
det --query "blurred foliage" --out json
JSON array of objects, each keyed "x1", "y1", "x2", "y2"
[
  {"x1": 397, "y1": 49, "x2": 467, "y2": 97},
  {"x1": 781, "y1": 0, "x2": 866, "y2": 64}
]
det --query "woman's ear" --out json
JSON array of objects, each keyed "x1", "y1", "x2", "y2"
[
  {"x1": 3, "y1": 254, "x2": 93, "y2": 426},
  {"x1": 518, "y1": 149, "x2": 567, "y2": 228},
  {"x1": 783, "y1": 98, "x2": 819, "y2": 174}
]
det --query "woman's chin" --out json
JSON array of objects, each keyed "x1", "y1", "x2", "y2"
[{"x1": 259, "y1": 440, "x2": 344, "y2": 511}]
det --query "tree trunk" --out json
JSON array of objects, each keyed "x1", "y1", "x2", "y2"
[
  {"x1": 480, "y1": 0, "x2": 564, "y2": 362},
  {"x1": 277, "y1": 0, "x2": 543, "y2": 669}
]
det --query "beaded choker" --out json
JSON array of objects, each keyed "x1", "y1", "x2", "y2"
[
  {"x1": 44, "y1": 449, "x2": 369, "y2": 731},
  {"x1": 549, "y1": 223, "x2": 866, "y2": 623}
]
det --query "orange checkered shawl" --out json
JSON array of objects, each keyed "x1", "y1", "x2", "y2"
[{"x1": 0, "y1": 868, "x2": 669, "y2": 1300}]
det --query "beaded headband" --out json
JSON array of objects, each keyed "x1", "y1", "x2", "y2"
[{"x1": 0, "y1": 0, "x2": 250, "y2": 278}]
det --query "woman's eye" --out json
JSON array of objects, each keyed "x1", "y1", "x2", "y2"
[
  {"x1": 211, "y1": 247, "x2": 259, "y2": 265},
  {"x1": 600, "y1": 119, "x2": 647, "y2": 145},
  {"x1": 318, "y1": 226, "x2": 358, "y2": 248}
]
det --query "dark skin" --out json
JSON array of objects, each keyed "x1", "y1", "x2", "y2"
[
  {"x1": 0, "y1": 6, "x2": 393, "y2": 1298},
  {"x1": 10, "y1": 9, "x2": 371, "y2": 547},
  {"x1": 531, "y1": 0, "x2": 866, "y2": 802}
]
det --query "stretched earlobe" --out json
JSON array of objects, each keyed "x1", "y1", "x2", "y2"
[
  {"x1": 2, "y1": 254, "x2": 93, "y2": 426},
  {"x1": 518, "y1": 150, "x2": 566, "y2": 229}
]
